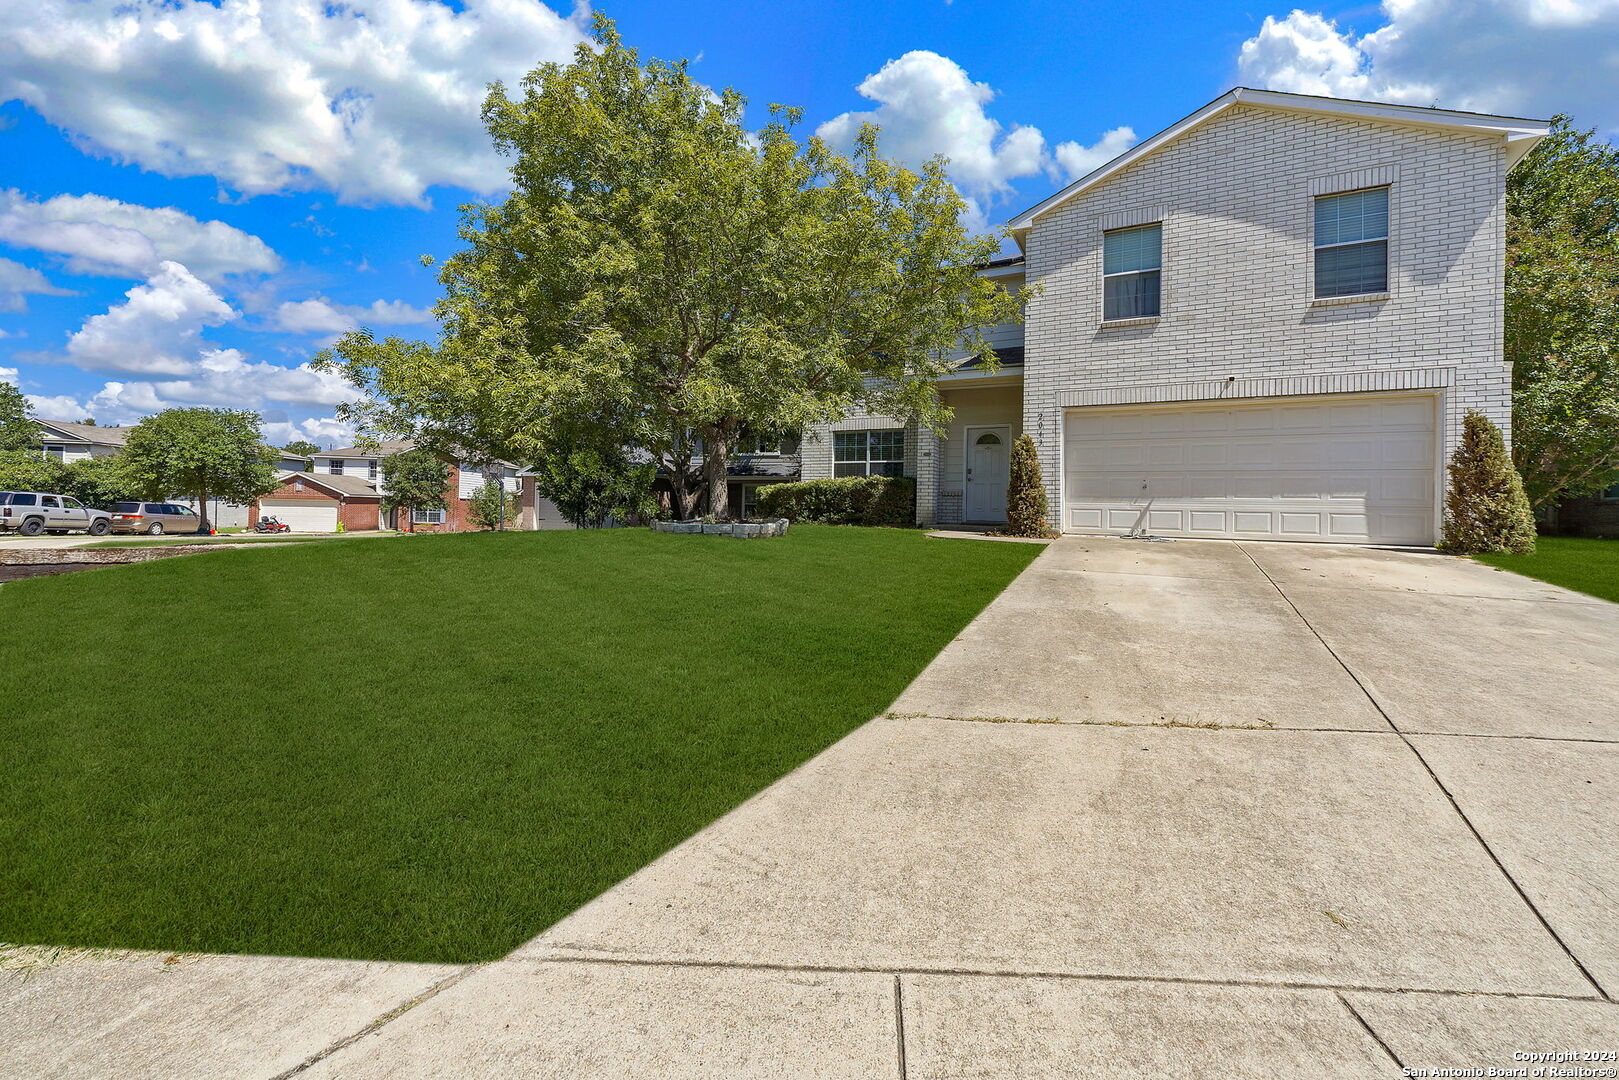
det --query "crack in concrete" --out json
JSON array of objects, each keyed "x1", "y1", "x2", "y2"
[{"x1": 1235, "y1": 541, "x2": 1614, "y2": 1004}]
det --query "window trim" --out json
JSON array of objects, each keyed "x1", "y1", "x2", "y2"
[
  {"x1": 1101, "y1": 222, "x2": 1163, "y2": 323},
  {"x1": 1600, "y1": 483, "x2": 1619, "y2": 503},
  {"x1": 832, "y1": 429, "x2": 905, "y2": 478},
  {"x1": 328, "y1": 459, "x2": 345, "y2": 475},
  {"x1": 43, "y1": 444, "x2": 67, "y2": 461},
  {"x1": 1312, "y1": 185, "x2": 1391, "y2": 301},
  {"x1": 411, "y1": 507, "x2": 446, "y2": 525}
]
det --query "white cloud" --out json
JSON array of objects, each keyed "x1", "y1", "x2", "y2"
[
  {"x1": 23, "y1": 393, "x2": 89, "y2": 420},
  {"x1": 261, "y1": 416, "x2": 357, "y2": 449},
  {"x1": 30, "y1": 355, "x2": 360, "y2": 427},
  {"x1": 0, "y1": 190, "x2": 281, "y2": 282},
  {"x1": 62, "y1": 261, "x2": 237, "y2": 375},
  {"x1": 818, "y1": 52, "x2": 1049, "y2": 201},
  {"x1": 1, "y1": 365, "x2": 17, "y2": 384},
  {"x1": 0, "y1": 255, "x2": 74, "y2": 313},
  {"x1": 1052, "y1": 127, "x2": 1139, "y2": 181},
  {"x1": 817, "y1": 51, "x2": 1136, "y2": 230},
  {"x1": 1238, "y1": 2, "x2": 1619, "y2": 127},
  {"x1": 0, "y1": 0, "x2": 593, "y2": 205},
  {"x1": 28, "y1": 260, "x2": 364, "y2": 425},
  {"x1": 274, "y1": 296, "x2": 435, "y2": 336}
]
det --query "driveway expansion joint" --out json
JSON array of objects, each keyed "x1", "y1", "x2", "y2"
[
  {"x1": 1335, "y1": 991, "x2": 1407, "y2": 1070},
  {"x1": 268, "y1": 963, "x2": 482, "y2": 1080},
  {"x1": 1235, "y1": 541, "x2": 1615, "y2": 1005},
  {"x1": 520, "y1": 952, "x2": 1618, "y2": 1005},
  {"x1": 893, "y1": 975, "x2": 909, "y2": 1080}
]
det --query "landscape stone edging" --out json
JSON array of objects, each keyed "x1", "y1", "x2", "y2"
[
  {"x1": 651, "y1": 519, "x2": 791, "y2": 539},
  {"x1": 0, "y1": 546, "x2": 230, "y2": 566}
]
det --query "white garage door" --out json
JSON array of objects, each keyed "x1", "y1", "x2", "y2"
[
  {"x1": 1063, "y1": 393, "x2": 1436, "y2": 545},
  {"x1": 260, "y1": 500, "x2": 339, "y2": 533}
]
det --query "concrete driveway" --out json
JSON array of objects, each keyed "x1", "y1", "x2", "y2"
[{"x1": 6, "y1": 538, "x2": 1617, "y2": 1078}]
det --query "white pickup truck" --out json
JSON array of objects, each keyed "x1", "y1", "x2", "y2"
[{"x1": 0, "y1": 491, "x2": 113, "y2": 536}]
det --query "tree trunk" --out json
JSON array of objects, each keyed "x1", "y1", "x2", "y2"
[
  {"x1": 705, "y1": 430, "x2": 731, "y2": 520},
  {"x1": 196, "y1": 489, "x2": 211, "y2": 534},
  {"x1": 667, "y1": 452, "x2": 704, "y2": 520}
]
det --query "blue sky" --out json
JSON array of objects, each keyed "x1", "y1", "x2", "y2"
[{"x1": 3, "y1": 0, "x2": 1617, "y2": 447}]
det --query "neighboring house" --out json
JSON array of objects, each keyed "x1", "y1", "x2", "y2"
[
  {"x1": 36, "y1": 420, "x2": 135, "y2": 461},
  {"x1": 32, "y1": 420, "x2": 303, "y2": 528},
  {"x1": 802, "y1": 88, "x2": 1549, "y2": 547},
  {"x1": 1548, "y1": 483, "x2": 1619, "y2": 537},
  {"x1": 251, "y1": 440, "x2": 543, "y2": 533}
]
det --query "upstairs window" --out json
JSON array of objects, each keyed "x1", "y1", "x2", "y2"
[
  {"x1": 1102, "y1": 223, "x2": 1162, "y2": 320},
  {"x1": 368, "y1": 460, "x2": 378, "y2": 480},
  {"x1": 328, "y1": 459, "x2": 344, "y2": 475},
  {"x1": 833, "y1": 430, "x2": 904, "y2": 478},
  {"x1": 1314, "y1": 187, "x2": 1389, "y2": 297}
]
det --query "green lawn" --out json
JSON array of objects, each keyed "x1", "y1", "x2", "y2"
[
  {"x1": 0, "y1": 527, "x2": 1037, "y2": 963},
  {"x1": 1475, "y1": 535, "x2": 1619, "y2": 603}
]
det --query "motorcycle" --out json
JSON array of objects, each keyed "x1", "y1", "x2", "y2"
[{"x1": 253, "y1": 516, "x2": 291, "y2": 534}]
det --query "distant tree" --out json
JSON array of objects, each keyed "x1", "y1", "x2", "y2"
[
  {"x1": 1004, "y1": 433, "x2": 1053, "y2": 538},
  {"x1": 1506, "y1": 115, "x2": 1619, "y2": 507},
  {"x1": 1440, "y1": 411, "x2": 1537, "y2": 555},
  {"x1": 0, "y1": 452, "x2": 65, "y2": 493},
  {"x1": 120, "y1": 409, "x2": 280, "y2": 533},
  {"x1": 530, "y1": 434, "x2": 657, "y2": 528},
  {"x1": 467, "y1": 474, "x2": 521, "y2": 531},
  {"x1": 316, "y1": 14, "x2": 1022, "y2": 521},
  {"x1": 380, "y1": 449, "x2": 450, "y2": 531},
  {"x1": 281, "y1": 440, "x2": 322, "y2": 458},
  {"x1": 0, "y1": 379, "x2": 36, "y2": 454},
  {"x1": 61, "y1": 456, "x2": 138, "y2": 510}
]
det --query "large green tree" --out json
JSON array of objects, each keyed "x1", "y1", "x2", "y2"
[
  {"x1": 281, "y1": 440, "x2": 322, "y2": 458},
  {"x1": 1507, "y1": 116, "x2": 1619, "y2": 508},
  {"x1": 318, "y1": 14, "x2": 1022, "y2": 519},
  {"x1": 120, "y1": 409, "x2": 280, "y2": 532}
]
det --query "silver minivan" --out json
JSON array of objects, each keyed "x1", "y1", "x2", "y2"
[{"x1": 109, "y1": 501, "x2": 202, "y2": 535}]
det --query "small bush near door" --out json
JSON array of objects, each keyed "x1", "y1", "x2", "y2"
[
  {"x1": 1004, "y1": 433, "x2": 1057, "y2": 538},
  {"x1": 756, "y1": 476, "x2": 915, "y2": 526},
  {"x1": 1440, "y1": 411, "x2": 1537, "y2": 555}
]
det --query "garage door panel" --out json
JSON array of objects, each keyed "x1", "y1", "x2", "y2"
[
  {"x1": 260, "y1": 500, "x2": 338, "y2": 533},
  {"x1": 1064, "y1": 393, "x2": 1436, "y2": 545}
]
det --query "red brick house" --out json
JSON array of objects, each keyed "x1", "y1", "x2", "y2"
[{"x1": 251, "y1": 440, "x2": 551, "y2": 532}]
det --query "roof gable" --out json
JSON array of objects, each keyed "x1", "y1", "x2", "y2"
[{"x1": 1007, "y1": 88, "x2": 1549, "y2": 238}]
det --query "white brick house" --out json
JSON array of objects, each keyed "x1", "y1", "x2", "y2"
[{"x1": 800, "y1": 88, "x2": 1548, "y2": 546}]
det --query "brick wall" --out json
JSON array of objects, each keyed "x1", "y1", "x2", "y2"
[
  {"x1": 1022, "y1": 104, "x2": 1511, "y2": 528},
  {"x1": 1554, "y1": 497, "x2": 1619, "y2": 538}
]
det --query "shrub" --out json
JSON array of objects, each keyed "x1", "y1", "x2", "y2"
[
  {"x1": 1004, "y1": 433, "x2": 1052, "y2": 537},
  {"x1": 468, "y1": 478, "x2": 521, "y2": 531},
  {"x1": 755, "y1": 476, "x2": 915, "y2": 526},
  {"x1": 1441, "y1": 411, "x2": 1537, "y2": 555}
]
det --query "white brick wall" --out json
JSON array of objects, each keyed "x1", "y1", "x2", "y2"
[{"x1": 1022, "y1": 104, "x2": 1510, "y2": 529}]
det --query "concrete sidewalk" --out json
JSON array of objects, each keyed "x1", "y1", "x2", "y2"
[{"x1": 5, "y1": 538, "x2": 1617, "y2": 1078}]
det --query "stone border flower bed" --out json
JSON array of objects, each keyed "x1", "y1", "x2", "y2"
[{"x1": 651, "y1": 519, "x2": 790, "y2": 539}]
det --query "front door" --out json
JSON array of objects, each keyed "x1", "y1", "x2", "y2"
[{"x1": 965, "y1": 426, "x2": 1011, "y2": 522}]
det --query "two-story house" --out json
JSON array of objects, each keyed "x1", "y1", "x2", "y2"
[
  {"x1": 252, "y1": 440, "x2": 549, "y2": 533},
  {"x1": 801, "y1": 88, "x2": 1548, "y2": 547}
]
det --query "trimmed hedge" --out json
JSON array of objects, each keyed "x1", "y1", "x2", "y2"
[{"x1": 755, "y1": 476, "x2": 915, "y2": 527}]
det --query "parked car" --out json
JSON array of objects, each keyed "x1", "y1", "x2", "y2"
[
  {"x1": 0, "y1": 491, "x2": 113, "y2": 536},
  {"x1": 109, "y1": 501, "x2": 203, "y2": 535}
]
